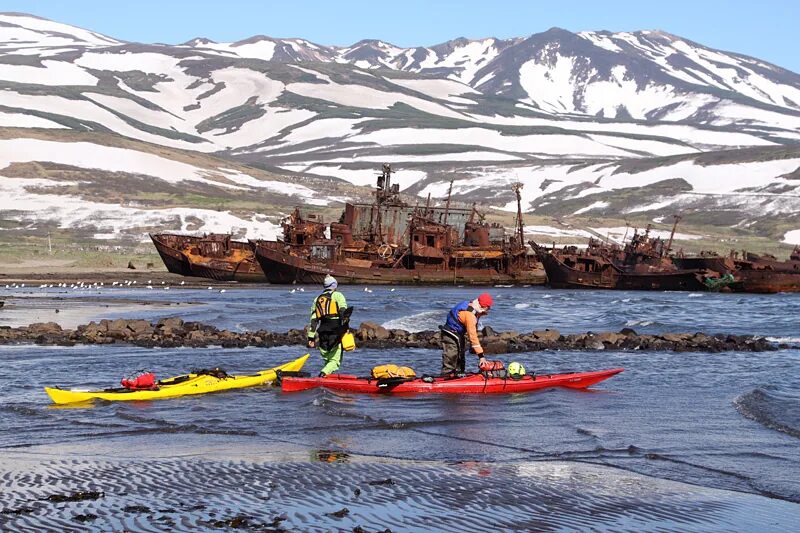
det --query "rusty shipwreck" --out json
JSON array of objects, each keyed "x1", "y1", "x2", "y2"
[
  {"x1": 531, "y1": 219, "x2": 728, "y2": 291},
  {"x1": 150, "y1": 233, "x2": 266, "y2": 283},
  {"x1": 251, "y1": 166, "x2": 545, "y2": 285},
  {"x1": 672, "y1": 246, "x2": 800, "y2": 293}
]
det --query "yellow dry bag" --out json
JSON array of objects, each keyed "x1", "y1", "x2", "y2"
[
  {"x1": 341, "y1": 330, "x2": 356, "y2": 352},
  {"x1": 371, "y1": 364, "x2": 416, "y2": 379}
]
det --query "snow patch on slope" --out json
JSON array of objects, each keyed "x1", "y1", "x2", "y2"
[
  {"x1": 783, "y1": 230, "x2": 800, "y2": 245},
  {"x1": 0, "y1": 60, "x2": 98, "y2": 86},
  {"x1": 0, "y1": 177, "x2": 280, "y2": 241}
]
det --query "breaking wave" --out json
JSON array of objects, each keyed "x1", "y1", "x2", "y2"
[
  {"x1": 766, "y1": 337, "x2": 800, "y2": 344},
  {"x1": 734, "y1": 387, "x2": 800, "y2": 439},
  {"x1": 625, "y1": 319, "x2": 654, "y2": 327},
  {"x1": 382, "y1": 310, "x2": 442, "y2": 332}
]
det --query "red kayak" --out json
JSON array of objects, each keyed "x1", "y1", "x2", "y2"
[{"x1": 280, "y1": 368, "x2": 624, "y2": 394}]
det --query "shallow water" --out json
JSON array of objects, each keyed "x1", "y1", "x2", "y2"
[{"x1": 1, "y1": 285, "x2": 799, "y2": 530}]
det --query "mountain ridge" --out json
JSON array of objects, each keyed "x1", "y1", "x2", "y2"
[{"x1": 1, "y1": 12, "x2": 799, "y2": 247}]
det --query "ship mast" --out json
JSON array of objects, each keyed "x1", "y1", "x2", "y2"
[
  {"x1": 442, "y1": 178, "x2": 454, "y2": 225},
  {"x1": 664, "y1": 214, "x2": 682, "y2": 257},
  {"x1": 512, "y1": 182, "x2": 524, "y2": 249},
  {"x1": 372, "y1": 163, "x2": 394, "y2": 244}
]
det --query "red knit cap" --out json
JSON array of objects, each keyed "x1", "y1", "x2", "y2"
[{"x1": 477, "y1": 293, "x2": 493, "y2": 309}]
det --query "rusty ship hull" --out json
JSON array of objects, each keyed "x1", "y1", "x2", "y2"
[
  {"x1": 733, "y1": 270, "x2": 800, "y2": 293},
  {"x1": 187, "y1": 259, "x2": 265, "y2": 283},
  {"x1": 672, "y1": 252, "x2": 800, "y2": 293},
  {"x1": 253, "y1": 241, "x2": 545, "y2": 286},
  {"x1": 150, "y1": 234, "x2": 194, "y2": 276},
  {"x1": 150, "y1": 234, "x2": 266, "y2": 283},
  {"x1": 539, "y1": 252, "x2": 708, "y2": 291}
]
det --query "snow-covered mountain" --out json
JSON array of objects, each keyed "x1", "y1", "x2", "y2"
[{"x1": 1, "y1": 12, "x2": 799, "y2": 245}]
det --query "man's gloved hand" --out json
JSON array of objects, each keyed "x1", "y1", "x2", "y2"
[
  {"x1": 307, "y1": 339, "x2": 316, "y2": 349},
  {"x1": 480, "y1": 358, "x2": 504, "y2": 372},
  {"x1": 478, "y1": 356, "x2": 488, "y2": 370}
]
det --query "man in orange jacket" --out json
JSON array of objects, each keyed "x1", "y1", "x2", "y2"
[{"x1": 439, "y1": 293, "x2": 493, "y2": 375}]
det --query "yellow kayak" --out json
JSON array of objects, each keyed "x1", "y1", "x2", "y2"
[{"x1": 44, "y1": 354, "x2": 309, "y2": 404}]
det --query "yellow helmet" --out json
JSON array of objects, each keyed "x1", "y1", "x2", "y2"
[{"x1": 508, "y1": 361, "x2": 526, "y2": 377}]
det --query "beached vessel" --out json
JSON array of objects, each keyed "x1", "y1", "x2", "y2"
[
  {"x1": 673, "y1": 247, "x2": 800, "y2": 293},
  {"x1": 150, "y1": 233, "x2": 266, "y2": 282},
  {"x1": 252, "y1": 166, "x2": 545, "y2": 285},
  {"x1": 532, "y1": 220, "x2": 723, "y2": 291}
]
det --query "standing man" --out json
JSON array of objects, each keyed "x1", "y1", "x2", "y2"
[
  {"x1": 307, "y1": 275, "x2": 351, "y2": 377},
  {"x1": 439, "y1": 293, "x2": 493, "y2": 375}
]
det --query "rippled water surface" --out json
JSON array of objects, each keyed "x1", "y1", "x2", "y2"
[{"x1": 1, "y1": 284, "x2": 799, "y2": 531}]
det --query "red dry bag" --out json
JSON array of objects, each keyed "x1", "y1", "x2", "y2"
[{"x1": 121, "y1": 372, "x2": 157, "y2": 390}]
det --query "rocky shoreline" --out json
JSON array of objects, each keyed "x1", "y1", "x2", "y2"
[{"x1": 0, "y1": 318, "x2": 784, "y2": 353}]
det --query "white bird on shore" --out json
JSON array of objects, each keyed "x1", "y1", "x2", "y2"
[
  {"x1": 219, "y1": 289, "x2": 226, "y2": 293},
  {"x1": 208, "y1": 286, "x2": 213, "y2": 290},
  {"x1": 364, "y1": 287, "x2": 372, "y2": 293},
  {"x1": 298, "y1": 287, "x2": 305, "y2": 292},
  {"x1": 161, "y1": 281, "x2": 165, "y2": 285},
  {"x1": 164, "y1": 286, "x2": 170, "y2": 290},
  {"x1": 390, "y1": 288, "x2": 395, "y2": 292},
  {"x1": 147, "y1": 280, "x2": 152, "y2": 284},
  {"x1": 20, "y1": 284, "x2": 25, "y2": 288},
  {"x1": 147, "y1": 285, "x2": 153, "y2": 290},
  {"x1": 180, "y1": 281, "x2": 185, "y2": 286},
  {"x1": 290, "y1": 288, "x2": 296, "y2": 294}
]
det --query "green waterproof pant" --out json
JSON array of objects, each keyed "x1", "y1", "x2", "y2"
[{"x1": 319, "y1": 343, "x2": 343, "y2": 375}]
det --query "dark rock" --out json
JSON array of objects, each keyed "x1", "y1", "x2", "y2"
[
  {"x1": 127, "y1": 319, "x2": 154, "y2": 336},
  {"x1": 45, "y1": 490, "x2": 104, "y2": 503},
  {"x1": 157, "y1": 317, "x2": 185, "y2": 330},
  {"x1": 328, "y1": 507, "x2": 349, "y2": 518},
  {"x1": 532, "y1": 329, "x2": 560, "y2": 342},
  {"x1": 595, "y1": 332, "x2": 624, "y2": 345},
  {"x1": 367, "y1": 478, "x2": 395, "y2": 486},
  {"x1": 482, "y1": 339, "x2": 509, "y2": 355},
  {"x1": 481, "y1": 325, "x2": 498, "y2": 337},
  {"x1": 389, "y1": 329, "x2": 407, "y2": 340},
  {"x1": 358, "y1": 321, "x2": 390, "y2": 340},
  {"x1": 660, "y1": 333, "x2": 692, "y2": 343},
  {"x1": 619, "y1": 327, "x2": 638, "y2": 336},
  {"x1": 123, "y1": 505, "x2": 151, "y2": 513},
  {"x1": 27, "y1": 322, "x2": 63, "y2": 334}
]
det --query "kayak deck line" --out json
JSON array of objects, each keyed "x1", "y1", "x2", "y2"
[
  {"x1": 44, "y1": 354, "x2": 309, "y2": 404},
  {"x1": 280, "y1": 367, "x2": 624, "y2": 394}
]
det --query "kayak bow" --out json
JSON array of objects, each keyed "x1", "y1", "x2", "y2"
[
  {"x1": 45, "y1": 354, "x2": 309, "y2": 404},
  {"x1": 281, "y1": 367, "x2": 623, "y2": 394}
]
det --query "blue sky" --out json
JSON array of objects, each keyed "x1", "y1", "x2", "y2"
[{"x1": 6, "y1": 0, "x2": 800, "y2": 71}]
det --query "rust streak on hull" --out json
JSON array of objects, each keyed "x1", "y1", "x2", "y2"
[{"x1": 150, "y1": 233, "x2": 266, "y2": 283}]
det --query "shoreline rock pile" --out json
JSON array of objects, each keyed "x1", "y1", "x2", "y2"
[{"x1": 0, "y1": 318, "x2": 783, "y2": 353}]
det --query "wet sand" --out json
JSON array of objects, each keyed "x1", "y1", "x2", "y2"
[
  {"x1": 0, "y1": 268, "x2": 236, "y2": 288},
  {"x1": 0, "y1": 295, "x2": 183, "y2": 330},
  {"x1": 1, "y1": 436, "x2": 796, "y2": 532}
]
